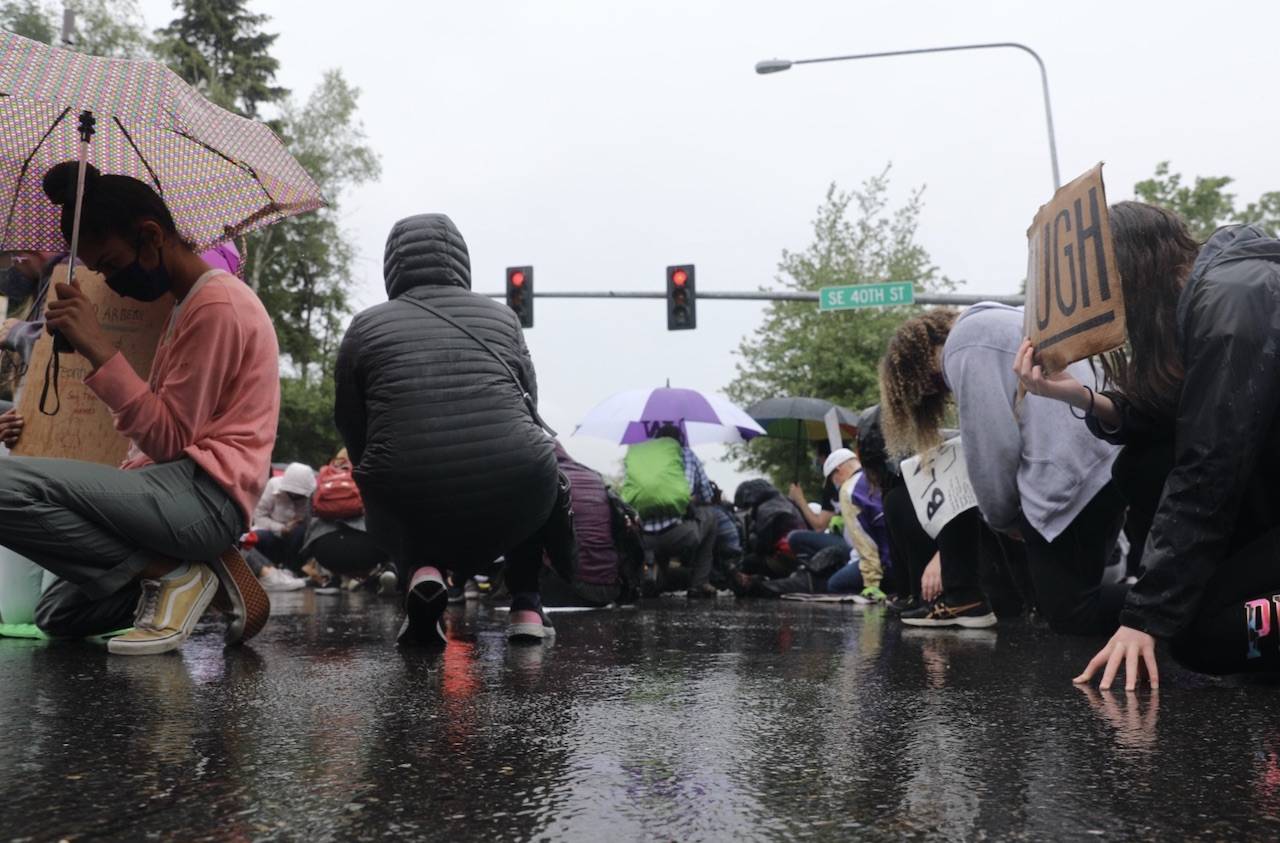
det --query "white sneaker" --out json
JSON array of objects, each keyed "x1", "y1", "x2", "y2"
[{"x1": 260, "y1": 567, "x2": 306, "y2": 593}]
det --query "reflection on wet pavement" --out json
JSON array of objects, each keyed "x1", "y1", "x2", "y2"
[{"x1": 0, "y1": 594, "x2": 1275, "y2": 841}]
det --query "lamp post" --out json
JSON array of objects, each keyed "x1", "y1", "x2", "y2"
[{"x1": 756, "y1": 42, "x2": 1060, "y2": 191}]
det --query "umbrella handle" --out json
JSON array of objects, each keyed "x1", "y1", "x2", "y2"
[
  {"x1": 65, "y1": 110, "x2": 96, "y2": 289},
  {"x1": 53, "y1": 110, "x2": 95, "y2": 357}
]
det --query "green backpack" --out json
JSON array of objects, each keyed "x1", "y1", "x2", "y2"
[{"x1": 622, "y1": 438, "x2": 692, "y2": 519}]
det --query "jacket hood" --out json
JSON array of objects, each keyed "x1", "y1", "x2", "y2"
[
  {"x1": 383, "y1": 214, "x2": 471, "y2": 299},
  {"x1": 1192, "y1": 224, "x2": 1280, "y2": 278},
  {"x1": 1178, "y1": 224, "x2": 1280, "y2": 330}
]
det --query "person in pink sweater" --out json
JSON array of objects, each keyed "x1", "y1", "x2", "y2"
[{"x1": 0, "y1": 162, "x2": 280, "y2": 655}]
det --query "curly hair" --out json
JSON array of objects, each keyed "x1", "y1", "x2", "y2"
[{"x1": 879, "y1": 309, "x2": 958, "y2": 457}]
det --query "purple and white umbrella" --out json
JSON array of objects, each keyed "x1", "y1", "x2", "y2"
[{"x1": 574, "y1": 387, "x2": 765, "y2": 446}]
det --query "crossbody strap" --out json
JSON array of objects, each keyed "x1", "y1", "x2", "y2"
[{"x1": 398, "y1": 295, "x2": 557, "y2": 437}]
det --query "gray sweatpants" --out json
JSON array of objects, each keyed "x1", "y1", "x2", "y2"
[{"x1": 0, "y1": 457, "x2": 242, "y2": 609}]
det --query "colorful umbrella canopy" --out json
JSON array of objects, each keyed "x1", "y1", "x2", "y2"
[
  {"x1": 574, "y1": 387, "x2": 766, "y2": 446},
  {"x1": 0, "y1": 32, "x2": 324, "y2": 251}
]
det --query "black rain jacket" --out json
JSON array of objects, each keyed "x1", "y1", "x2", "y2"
[
  {"x1": 1107, "y1": 225, "x2": 1280, "y2": 639},
  {"x1": 334, "y1": 214, "x2": 558, "y2": 567}
]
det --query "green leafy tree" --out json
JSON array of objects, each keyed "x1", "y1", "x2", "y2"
[
  {"x1": 1, "y1": 0, "x2": 148, "y2": 57},
  {"x1": 154, "y1": 0, "x2": 286, "y2": 118},
  {"x1": 1135, "y1": 161, "x2": 1280, "y2": 241},
  {"x1": 0, "y1": 0, "x2": 56, "y2": 42},
  {"x1": 70, "y1": 0, "x2": 149, "y2": 58},
  {"x1": 726, "y1": 167, "x2": 949, "y2": 492},
  {"x1": 244, "y1": 70, "x2": 380, "y2": 466}
]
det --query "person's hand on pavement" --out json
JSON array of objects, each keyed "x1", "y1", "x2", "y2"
[
  {"x1": 1074, "y1": 625, "x2": 1159, "y2": 690},
  {"x1": 0, "y1": 408, "x2": 24, "y2": 448},
  {"x1": 921, "y1": 552, "x2": 943, "y2": 602}
]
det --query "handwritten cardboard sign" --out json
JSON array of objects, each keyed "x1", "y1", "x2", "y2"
[
  {"x1": 12, "y1": 264, "x2": 171, "y2": 465},
  {"x1": 901, "y1": 438, "x2": 979, "y2": 539},
  {"x1": 1025, "y1": 163, "x2": 1125, "y2": 373}
]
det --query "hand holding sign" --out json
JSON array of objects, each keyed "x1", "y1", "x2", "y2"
[
  {"x1": 1014, "y1": 338, "x2": 1088, "y2": 406},
  {"x1": 1025, "y1": 163, "x2": 1126, "y2": 373}
]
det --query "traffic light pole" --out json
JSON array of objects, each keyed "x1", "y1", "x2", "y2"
[{"x1": 484, "y1": 290, "x2": 1023, "y2": 305}]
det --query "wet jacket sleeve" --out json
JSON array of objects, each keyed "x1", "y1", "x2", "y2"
[
  {"x1": 514, "y1": 324, "x2": 538, "y2": 407},
  {"x1": 333, "y1": 325, "x2": 368, "y2": 466},
  {"x1": 1121, "y1": 275, "x2": 1280, "y2": 639},
  {"x1": 1084, "y1": 391, "x2": 1163, "y2": 446}
]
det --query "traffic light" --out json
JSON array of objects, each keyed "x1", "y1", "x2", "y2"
[
  {"x1": 666, "y1": 264, "x2": 696, "y2": 330},
  {"x1": 506, "y1": 265, "x2": 533, "y2": 328}
]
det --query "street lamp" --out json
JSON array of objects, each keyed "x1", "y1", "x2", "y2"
[{"x1": 755, "y1": 42, "x2": 1060, "y2": 190}]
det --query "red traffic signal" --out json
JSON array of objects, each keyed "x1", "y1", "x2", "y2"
[
  {"x1": 666, "y1": 264, "x2": 696, "y2": 330},
  {"x1": 506, "y1": 265, "x2": 533, "y2": 328}
]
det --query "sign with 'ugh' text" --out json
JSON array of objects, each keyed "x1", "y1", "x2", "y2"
[{"x1": 1025, "y1": 163, "x2": 1126, "y2": 373}]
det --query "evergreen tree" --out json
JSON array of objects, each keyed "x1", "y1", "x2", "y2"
[{"x1": 154, "y1": 0, "x2": 285, "y2": 117}]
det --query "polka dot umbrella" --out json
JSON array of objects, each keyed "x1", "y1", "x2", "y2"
[{"x1": 0, "y1": 32, "x2": 324, "y2": 255}]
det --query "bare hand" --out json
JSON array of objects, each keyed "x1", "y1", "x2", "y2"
[
  {"x1": 788, "y1": 483, "x2": 807, "y2": 506},
  {"x1": 0, "y1": 409, "x2": 23, "y2": 448},
  {"x1": 1074, "y1": 625, "x2": 1160, "y2": 690},
  {"x1": 45, "y1": 280, "x2": 114, "y2": 368},
  {"x1": 921, "y1": 552, "x2": 943, "y2": 602},
  {"x1": 1014, "y1": 338, "x2": 1088, "y2": 408}
]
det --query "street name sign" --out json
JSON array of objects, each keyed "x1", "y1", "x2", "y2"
[{"x1": 818, "y1": 281, "x2": 914, "y2": 312}]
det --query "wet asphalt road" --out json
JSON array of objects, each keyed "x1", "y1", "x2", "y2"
[{"x1": 1, "y1": 592, "x2": 1277, "y2": 842}]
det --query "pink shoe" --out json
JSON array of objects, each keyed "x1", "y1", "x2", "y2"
[
  {"x1": 398, "y1": 567, "x2": 447, "y2": 647},
  {"x1": 508, "y1": 606, "x2": 555, "y2": 642}
]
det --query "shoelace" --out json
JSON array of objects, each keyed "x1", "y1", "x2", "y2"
[{"x1": 133, "y1": 579, "x2": 162, "y2": 630}]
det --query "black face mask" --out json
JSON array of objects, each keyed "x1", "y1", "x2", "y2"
[
  {"x1": 0, "y1": 264, "x2": 35, "y2": 299},
  {"x1": 104, "y1": 238, "x2": 171, "y2": 302}
]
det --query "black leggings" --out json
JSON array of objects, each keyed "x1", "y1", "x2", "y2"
[
  {"x1": 309, "y1": 527, "x2": 387, "y2": 577},
  {"x1": 1170, "y1": 525, "x2": 1280, "y2": 675},
  {"x1": 882, "y1": 484, "x2": 1027, "y2": 615},
  {"x1": 1016, "y1": 483, "x2": 1128, "y2": 636}
]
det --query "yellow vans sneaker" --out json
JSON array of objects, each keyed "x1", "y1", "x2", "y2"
[{"x1": 108, "y1": 563, "x2": 219, "y2": 656}]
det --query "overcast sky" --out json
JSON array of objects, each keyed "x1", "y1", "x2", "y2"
[{"x1": 138, "y1": 0, "x2": 1280, "y2": 490}]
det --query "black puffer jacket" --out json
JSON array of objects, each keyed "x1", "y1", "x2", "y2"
[
  {"x1": 334, "y1": 214, "x2": 558, "y2": 566},
  {"x1": 1118, "y1": 225, "x2": 1280, "y2": 639}
]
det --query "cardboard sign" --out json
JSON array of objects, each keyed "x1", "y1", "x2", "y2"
[
  {"x1": 824, "y1": 407, "x2": 844, "y2": 455},
  {"x1": 901, "y1": 438, "x2": 979, "y2": 539},
  {"x1": 1025, "y1": 163, "x2": 1125, "y2": 373},
  {"x1": 11, "y1": 264, "x2": 171, "y2": 466}
]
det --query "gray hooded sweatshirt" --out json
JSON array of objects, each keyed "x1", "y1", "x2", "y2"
[{"x1": 942, "y1": 302, "x2": 1118, "y2": 541}]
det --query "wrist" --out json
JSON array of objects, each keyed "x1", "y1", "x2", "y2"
[{"x1": 83, "y1": 340, "x2": 116, "y2": 372}]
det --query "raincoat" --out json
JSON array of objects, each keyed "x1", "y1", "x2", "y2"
[
  {"x1": 334, "y1": 214, "x2": 558, "y2": 568},
  {"x1": 1108, "y1": 225, "x2": 1280, "y2": 639}
]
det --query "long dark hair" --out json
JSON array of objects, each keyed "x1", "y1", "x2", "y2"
[
  {"x1": 1102, "y1": 201, "x2": 1200, "y2": 418},
  {"x1": 41, "y1": 162, "x2": 177, "y2": 244}
]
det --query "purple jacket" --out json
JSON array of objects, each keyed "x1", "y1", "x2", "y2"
[
  {"x1": 853, "y1": 473, "x2": 893, "y2": 571},
  {"x1": 555, "y1": 444, "x2": 619, "y2": 586}
]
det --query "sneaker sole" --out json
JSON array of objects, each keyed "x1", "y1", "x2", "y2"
[
  {"x1": 508, "y1": 622, "x2": 556, "y2": 642},
  {"x1": 398, "y1": 577, "x2": 448, "y2": 647},
  {"x1": 108, "y1": 573, "x2": 218, "y2": 656},
  {"x1": 214, "y1": 548, "x2": 272, "y2": 645},
  {"x1": 901, "y1": 613, "x2": 998, "y2": 629}
]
